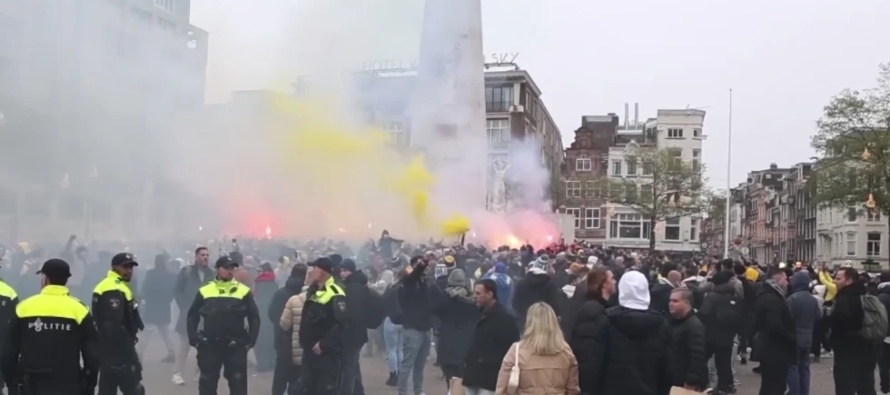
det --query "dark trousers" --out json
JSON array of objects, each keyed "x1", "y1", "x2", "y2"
[
  {"x1": 759, "y1": 359, "x2": 791, "y2": 395},
  {"x1": 272, "y1": 355, "x2": 302, "y2": 395},
  {"x1": 441, "y1": 364, "x2": 463, "y2": 389},
  {"x1": 339, "y1": 347, "x2": 364, "y2": 395},
  {"x1": 303, "y1": 353, "x2": 342, "y2": 395},
  {"x1": 196, "y1": 342, "x2": 249, "y2": 395},
  {"x1": 706, "y1": 342, "x2": 734, "y2": 391},
  {"x1": 97, "y1": 364, "x2": 142, "y2": 395},
  {"x1": 811, "y1": 316, "x2": 831, "y2": 356},
  {"x1": 879, "y1": 344, "x2": 890, "y2": 393},
  {"x1": 834, "y1": 342, "x2": 878, "y2": 395}
]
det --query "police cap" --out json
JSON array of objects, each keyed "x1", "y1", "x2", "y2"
[
  {"x1": 36, "y1": 258, "x2": 71, "y2": 279},
  {"x1": 215, "y1": 256, "x2": 239, "y2": 269},
  {"x1": 111, "y1": 252, "x2": 139, "y2": 268},
  {"x1": 309, "y1": 257, "x2": 334, "y2": 274}
]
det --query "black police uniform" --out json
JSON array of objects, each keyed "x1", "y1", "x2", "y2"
[
  {"x1": 1, "y1": 259, "x2": 99, "y2": 395},
  {"x1": 299, "y1": 258, "x2": 348, "y2": 395},
  {"x1": 93, "y1": 253, "x2": 145, "y2": 395},
  {"x1": 0, "y1": 269, "x2": 18, "y2": 390},
  {"x1": 187, "y1": 256, "x2": 260, "y2": 395}
]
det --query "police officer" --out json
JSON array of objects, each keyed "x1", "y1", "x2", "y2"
[
  {"x1": 0, "y1": 262, "x2": 18, "y2": 391},
  {"x1": 299, "y1": 257, "x2": 348, "y2": 395},
  {"x1": 93, "y1": 252, "x2": 144, "y2": 395},
  {"x1": 187, "y1": 256, "x2": 260, "y2": 395},
  {"x1": 0, "y1": 258, "x2": 99, "y2": 394}
]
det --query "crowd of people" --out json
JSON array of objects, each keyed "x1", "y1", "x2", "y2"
[{"x1": 1, "y1": 231, "x2": 890, "y2": 394}]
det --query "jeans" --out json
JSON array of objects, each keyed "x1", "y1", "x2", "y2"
[
  {"x1": 340, "y1": 347, "x2": 364, "y2": 395},
  {"x1": 384, "y1": 318, "x2": 404, "y2": 373},
  {"x1": 879, "y1": 343, "x2": 890, "y2": 393},
  {"x1": 397, "y1": 328, "x2": 431, "y2": 395},
  {"x1": 786, "y1": 348, "x2": 811, "y2": 395},
  {"x1": 464, "y1": 388, "x2": 495, "y2": 395}
]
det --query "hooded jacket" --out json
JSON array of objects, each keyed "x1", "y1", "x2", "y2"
[
  {"x1": 591, "y1": 271, "x2": 671, "y2": 395},
  {"x1": 700, "y1": 271, "x2": 740, "y2": 346},
  {"x1": 829, "y1": 280, "x2": 867, "y2": 348},
  {"x1": 787, "y1": 271, "x2": 821, "y2": 349}
]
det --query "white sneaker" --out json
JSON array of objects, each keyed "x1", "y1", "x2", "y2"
[{"x1": 171, "y1": 372, "x2": 185, "y2": 386}]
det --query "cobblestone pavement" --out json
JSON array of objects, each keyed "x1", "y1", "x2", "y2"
[{"x1": 140, "y1": 340, "x2": 850, "y2": 395}]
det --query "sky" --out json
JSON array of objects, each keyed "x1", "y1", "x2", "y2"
[{"x1": 190, "y1": 0, "x2": 890, "y2": 191}]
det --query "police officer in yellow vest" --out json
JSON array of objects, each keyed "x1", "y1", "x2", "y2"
[
  {"x1": 299, "y1": 257, "x2": 348, "y2": 395},
  {"x1": 0, "y1": 258, "x2": 99, "y2": 395},
  {"x1": 187, "y1": 255, "x2": 260, "y2": 395},
  {"x1": 93, "y1": 252, "x2": 145, "y2": 395},
  {"x1": 0, "y1": 264, "x2": 17, "y2": 391}
]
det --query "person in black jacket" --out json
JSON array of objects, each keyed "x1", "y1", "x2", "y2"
[
  {"x1": 432, "y1": 268, "x2": 480, "y2": 387},
  {"x1": 591, "y1": 271, "x2": 671, "y2": 395},
  {"x1": 650, "y1": 262, "x2": 678, "y2": 316},
  {"x1": 462, "y1": 279, "x2": 520, "y2": 394},
  {"x1": 830, "y1": 267, "x2": 878, "y2": 395},
  {"x1": 667, "y1": 288, "x2": 707, "y2": 392},
  {"x1": 396, "y1": 256, "x2": 433, "y2": 395},
  {"x1": 339, "y1": 259, "x2": 369, "y2": 395},
  {"x1": 699, "y1": 270, "x2": 740, "y2": 394},
  {"x1": 382, "y1": 270, "x2": 407, "y2": 386},
  {"x1": 753, "y1": 267, "x2": 796, "y2": 395},
  {"x1": 268, "y1": 264, "x2": 307, "y2": 395},
  {"x1": 513, "y1": 256, "x2": 564, "y2": 331},
  {"x1": 568, "y1": 267, "x2": 616, "y2": 395}
]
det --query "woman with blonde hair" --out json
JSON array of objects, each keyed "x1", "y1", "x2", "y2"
[{"x1": 495, "y1": 302, "x2": 580, "y2": 395}]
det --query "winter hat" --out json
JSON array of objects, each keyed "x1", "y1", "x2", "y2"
[
  {"x1": 494, "y1": 262, "x2": 507, "y2": 274},
  {"x1": 618, "y1": 271, "x2": 650, "y2": 310},
  {"x1": 528, "y1": 256, "x2": 550, "y2": 275},
  {"x1": 447, "y1": 268, "x2": 468, "y2": 287}
]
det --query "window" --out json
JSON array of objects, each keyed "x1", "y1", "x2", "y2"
[
  {"x1": 486, "y1": 119, "x2": 510, "y2": 144},
  {"x1": 154, "y1": 0, "x2": 176, "y2": 14},
  {"x1": 612, "y1": 161, "x2": 622, "y2": 176},
  {"x1": 868, "y1": 233, "x2": 881, "y2": 256},
  {"x1": 847, "y1": 232, "x2": 856, "y2": 256},
  {"x1": 693, "y1": 128, "x2": 702, "y2": 137},
  {"x1": 667, "y1": 149, "x2": 682, "y2": 166},
  {"x1": 566, "y1": 181, "x2": 581, "y2": 198},
  {"x1": 692, "y1": 150, "x2": 701, "y2": 173},
  {"x1": 609, "y1": 213, "x2": 651, "y2": 239},
  {"x1": 690, "y1": 219, "x2": 698, "y2": 240},
  {"x1": 585, "y1": 181, "x2": 598, "y2": 198},
  {"x1": 485, "y1": 86, "x2": 513, "y2": 112},
  {"x1": 624, "y1": 184, "x2": 637, "y2": 202},
  {"x1": 626, "y1": 157, "x2": 637, "y2": 176},
  {"x1": 385, "y1": 121, "x2": 407, "y2": 145},
  {"x1": 566, "y1": 208, "x2": 581, "y2": 229},
  {"x1": 640, "y1": 184, "x2": 653, "y2": 202},
  {"x1": 576, "y1": 157, "x2": 592, "y2": 172},
  {"x1": 868, "y1": 210, "x2": 881, "y2": 222},
  {"x1": 585, "y1": 208, "x2": 600, "y2": 229},
  {"x1": 667, "y1": 128, "x2": 683, "y2": 138},
  {"x1": 847, "y1": 207, "x2": 858, "y2": 222},
  {"x1": 665, "y1": 217, "x2": 681, "y2": 240},
  {"x1": 642, "y1": 160, "x2": 653, "y2": 175}
]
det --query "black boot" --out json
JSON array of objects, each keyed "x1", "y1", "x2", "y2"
[{"x1": 386, "y1": 372, "x2": 397, "y2": 386}]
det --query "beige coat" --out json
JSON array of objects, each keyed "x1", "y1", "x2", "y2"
[
  {"x1": 279, "y1": 288, "x2": 308, "y2": 365},
  {"x1": 495, "y1": 342, "x2": 580, "y2": 395}
]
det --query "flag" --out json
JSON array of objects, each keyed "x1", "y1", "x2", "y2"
[{"x1": 60, "y1": 173, "x2": 70, "y2": 189}]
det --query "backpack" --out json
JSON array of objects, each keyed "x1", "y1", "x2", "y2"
[
  {"x1": 859, "y1": 294, "x2": 888, "y2": 342},
  {"x1": 711, "y1": 291, "x2": 743, "y2": 328},
  {"x1": 363, "y1": 288, "x2": 386, "y2": 329}
]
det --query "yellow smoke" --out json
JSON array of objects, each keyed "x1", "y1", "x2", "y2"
[{"x1": 268, "y1": 94, "x2": 469, "y2": 238}]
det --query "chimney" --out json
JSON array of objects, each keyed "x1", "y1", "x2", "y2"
[
  {"x1": 624, "y1": 103, "x2": 629, "y2": 129},
  {"x1": 769, "y1": 163, "x2": 778, "y2": 170},
  {"x1": 634, "y1": 103, "x2": 639, "y2": 127}
]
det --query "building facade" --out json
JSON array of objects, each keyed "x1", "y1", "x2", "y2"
[{"x1": 560, "y1": 106, "x2": 706, "y2": 253}]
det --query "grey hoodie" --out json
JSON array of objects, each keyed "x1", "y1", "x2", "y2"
[{"x1": 787, "y1": 271, "x2": 821, "y2": 348}]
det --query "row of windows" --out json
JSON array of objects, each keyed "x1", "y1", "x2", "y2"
[
  {"x1": 825, "y1": 232, "x2": 882, "y2": 257},
  {"x1": 563, "y1": 208, "x2": 699, "y2": 241},
  {"x1": 565, "y1": 180, "x2": 656, "y2": 202},
  {"x1": 666, "y1": 128, "x2": 703, "y2": 138}
]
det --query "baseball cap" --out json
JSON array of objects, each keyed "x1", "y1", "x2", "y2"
[
  {"x1": 309, "y1": 257, "x2": 334, "y2": 274},
  {"x1": 111, "y1": 252, "x2": 139, "y2": 267},
  {"x1": 215, "y1": 256, "x2": 239, "y2": 269},
  {"x1": 37, "y1": 258, "x2": 72, "y2": 279}
]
